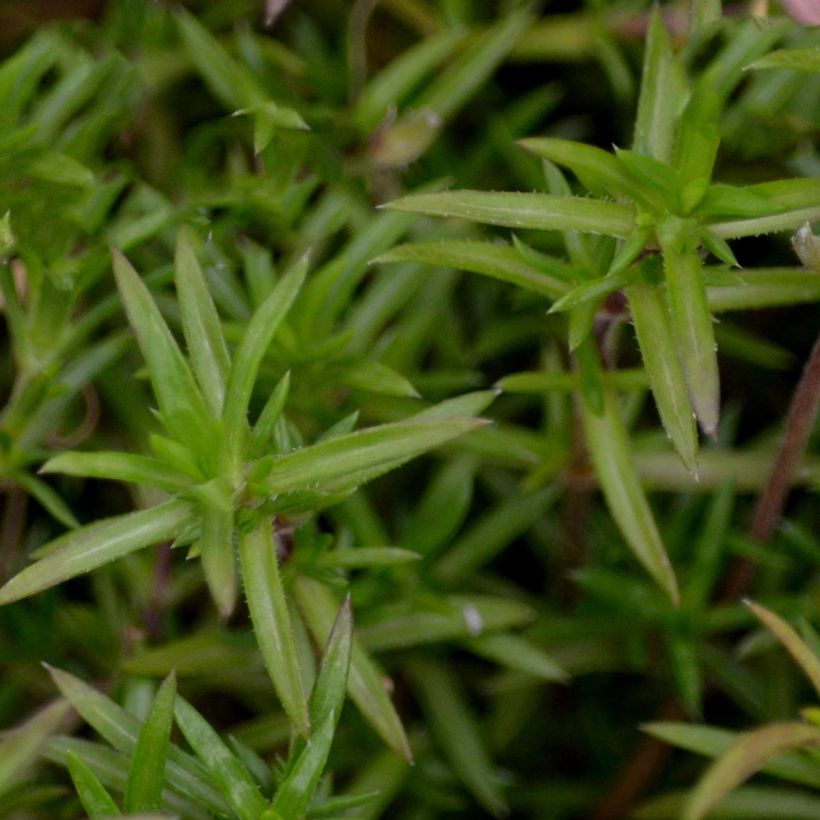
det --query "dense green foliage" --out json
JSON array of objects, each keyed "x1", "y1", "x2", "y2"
[{"x1": 0, "y1": 1, "x2": 818, "y2": 817}]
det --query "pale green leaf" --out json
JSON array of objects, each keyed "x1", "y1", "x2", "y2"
[
  {"x1": 385, "y1": 190, "x2": 635, "y2": 237},
  {"x1": 174, "y1": 696, "x2": 267, "y2": 820},
  {"x1": 0, "y1": 500, "x2": 195, "y2": 605},
  {"x1": 293, "y1": 576, "x2": 412, "y2": 762},
  {"x1": 175, "y1": 232, "x2": 230, "y2": 416},
  {"x1": 374, "y1": 240, "x2": 571, "y2": 298},
  {"x1": 67, "y1": 752, "x2": 121, "y2": 817},
  {"x1": 581, "y1": 385, "x2": 679, "y2": 603},
  {"x1": 239, "y1": 518, "x2": 310, "y2": 737}
]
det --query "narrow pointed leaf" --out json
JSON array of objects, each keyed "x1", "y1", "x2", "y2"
[
  {"x1": 239, "y1": 518, "x2": 310, "y2": 737},
  {"x1": 519, "y1": 137, "x2": 652, "y2": 206},
  {"x1": 112, "y1": 250, "x2": 212, "y2": 448},
  {"x1": 549, "y1": 273, "x2": 629, "y2": 314},
  {"x1": 271, "y1": 600, "x2": 352, "y2": 816},
  {"x1": 661, "y1": 237, "x2": 720, "y2": 436},
  {"x1": 67, "y1": 752, "x2": 121, "y2": 817},
  {"x1": 308, "y1": 596, "x2": 353, "y2": 730},
  {"x1": 15, "y1": 473, "x2": 80, "y2": 529},
  {"x1": 700, "y1": 229, "x2": 739, "y2": 267},
  {"x1": 41, "y1": 451, "x2": 191, "y2": 492},
  {"x1": 45, "y1": 667, "x2": 230, "y2": 815},
  {"x1": 0, "y1": 499, "x2": 194, "y2": 605},
  {"x1": 406, "y1": 659, "x2": 507, "y2": 817},
  {"x1": 746, "y1": 601, "x2": 820, "y2": 699},
  {"x1": 627, "y1": 281, "x2": 698, "y2": 471},
  {"x1": 223, "y1": 256, "x2": 307, "y2": 457},
  {"x1": 176, "y1": 232, "x2": 230, "y2": 416},
  {"x1": 465, "y1": 634, "x2": 568, "y2": 682},
  {"x1": 174, "y1": 696, "x2": 267, "y2": 820},
  {"x1": 374, "y1": 240, "x2": 571, "y2": 298},
  {"x1": 385, "y1": 191, "x2": 635, "y2": 237},
  {"x1": 200, "y1": 506, "x2": 237, "y2": 618},
  {"x1": 748, "y1": 48, "x2": 820, "y2": 73},
  {"x1": 646, "y1": 722, "x2": 820, "y2": 789},
  {"x1": 684, "y1": 723, "x2": 820, "y2": 820},
  {"x1": 125, "y1": 673, "x2": 176, "y2": 813},
  {"x1": 633, "y1": 6, "x2": 688, "y2": 162},
  {"x1": 251, "y1": 371, "x2": 291, "y2": 456},
  {"x1": 580, "y1": 384, "x2": 679, "y2": 603},
  {"x1": 250, "y1": 418, "x2": 486, "y2": 497},
  {"x1": 354, "y1": 28, "x2": 466, "y2": 130},
  {"x1": 316, "y1": 548, "x2": 421, "y2": 569},
  {"x1": 293, "y1": 576, "x2": 412, "y2": 761},
  {"x1": 176, "y1": 8, "x2": 266, "y2": 110},
  {"x1": 269, "y1": 710, "x2": 337, "y2": 818}
]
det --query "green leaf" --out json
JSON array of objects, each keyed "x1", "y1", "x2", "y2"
[
  {"x1": 415, "y1": 8, "x2": 532, "y2": 124},
  {"x1": 433, "y1": 488, "x2": 559, "y2": 584},
  {"x1": 26, "y1": 152, "x2": 94, "y2": 187},
  {"x1": 633, "y1": 6, "x2": 688, "y2": 162},
  {"x1": 174, "y1": 696, "x2": 268, "y2": 820},
  {"x1": 66, "y1": 752, "x2": 121, "y2": 818},
  {"x1": 706, "y1": 267, "x2": 820, "y2": 312},
  {"x1": 15, "y1": 473, "x2": 80, "y2": 529},
  {"x1": 112, "y1": 250, "x2": 212, "y2": 452},
  {"x1": 549, "y1": 272, "x2": 630, "y2": 314},
  {"x1": 406, "y1": 659, "x2": 507, "y2": 817},
  {"x1": 223, "y1": 256, "x2": 307, "y2": 460},
  {"x1": 684, "y1": 723, "x2": 820, "y2": 820},
  {"x1": 41, "y1": 451, "x2": 191, "y2": 493},
  {"x1": 175, "y1": 8, "x2": 266, "y2": 111},
  {"x1": 45, "y1": 667, "x2": 229, "y2": 815},
  {"x1": 372, "y1": 9, "x2": 532, "y2": 165},
  {"x1": 358, "y1": 595, "x2": 536, "y2": 651},
  {"x1": 200, "y1": 506, "x2": 237, "y2": 619},
  {"x1": 374, "y1": 240, "x2": 571, "y2": 298},
  {"x1": 464, "y1": 634, "x2": 568, "y2": 682},
  {"x1": 175, "y1": 232, "x2": 230, "y2": 417},
  {"x1": 401, "y1": 455, "x2": 476, "y2": 557},
  {"x1": 660, "y1": 234, "x2": 720, "y2": 437},
  {"x1": 580, "y1": 381, "x2": 679, "y2": 604},
  {"x1": 644, "y1": 723, "x2": 820, "y2": 789},
  {"x1": 250, "y1": 417, "x2": 487, "y2": 497},
  {"x1": 745, "y1": 601, "x2": 820, "y2": 699},
  {"x1": 337, "y1": 360, "x2": 420, "y2": 398},
  {"x1": 251, "y1": 371, "x2": 291, "y2": 457},
  {"x1": 627, "y1": 280, "x2": 698, "y2": 472},
  {"x1": 125, "y1": 673, "x2": 176, "y2": 813},
  {"x1": 0, "y1": 700, "x2": 70, "y2": 793},
  {"x1": 308, "y1": 596, "x2": 353, "y2": 729},
  {"x1": 239, "y1": 517, "x2": 310, "y2": 737},
  {"x1": 519, "y1": 137, "x2": 653, "y2": 207},
  {"x1": 316, "y1": 547, "x2": 421, "y2": 569},
  {"x1": 293, "y1": 576, "x2": 412, "y2": 762},
  {"x1": 689, "y1": 0, "x2": 722, "y2": 34},
  {"x1": 354, "y1": 28, "x2": 466, "y2": 131},
  {"x1": 636, "y1": 785, "x2": 820, "y2": 820},
  {"x1": 747, "y1": 48, "x2": 820, "y2": 73},
  {"x1": 709, "y1": 207, "x2": 820, "y2": 240},
  {"x1": 385, "y1": 191, "x2": 635, "y2": 237},
  {"x1": 271, "y1": 598, "x2": 352, "y2": 818},
  {"x1": 269, "y1": 711, "x2": 337, "y2": 819},
  {"x1": 0, "y1": 499, "x2": 195, "y2": 605}
]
